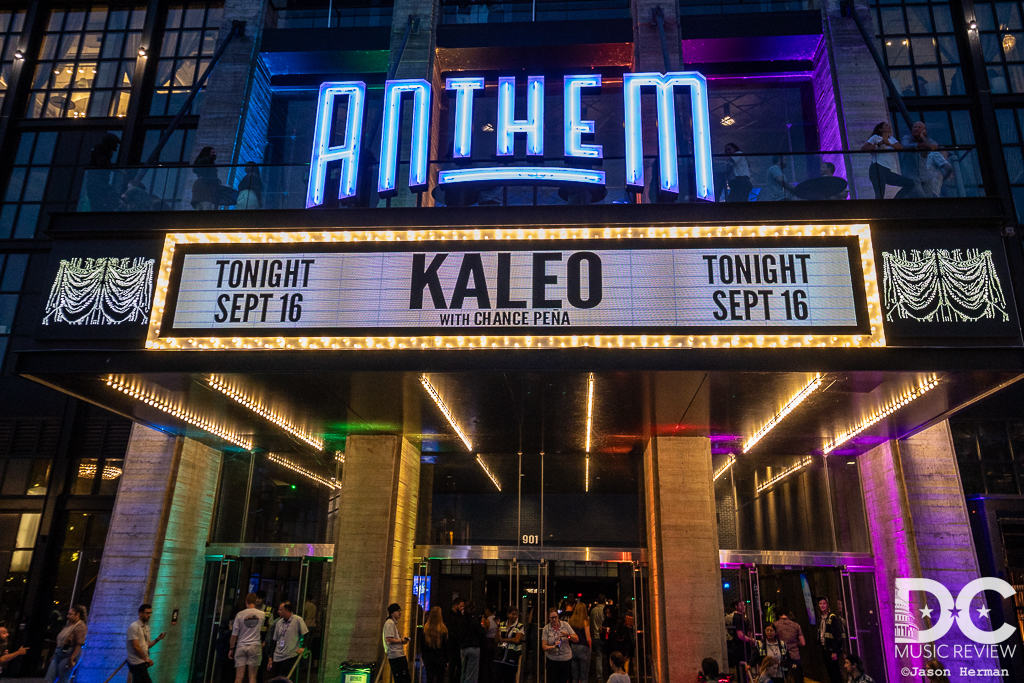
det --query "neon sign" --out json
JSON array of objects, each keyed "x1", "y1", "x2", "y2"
[{"x1": 306, "y1": 71, "x2": 714, "y2": 207}]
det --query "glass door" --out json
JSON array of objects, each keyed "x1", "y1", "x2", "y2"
[{"x1": 192, "y1": 553, "x2": 332, "y2": 683}]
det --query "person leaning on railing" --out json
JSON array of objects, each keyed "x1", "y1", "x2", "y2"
[{"x1": 861, "y1": 122, "x2": 916, "y2": 199}]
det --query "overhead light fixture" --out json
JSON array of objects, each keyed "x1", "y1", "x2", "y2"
[
  {"x1": 14, "y1": 49, "x2": 24, "y2": 59},
  {"x1": 106, "y1": 376, "x2": 252, "y2": 449},
  {"x1": 756, "y1": 456, "x2": 813, "y2": 493},
  {"x1": 585, "y1": 372, "x2": 594, "y2": 492},
  {"x1": 268, "y1": 453, "x2": 341, "y2": 489},
  {"x1": 207, "y1": 375, "x2": 323, "y2": 450},
  {"x1": 743, "y1": 374, "x2": 822, "y2": 453},
  {"x1": 969, "y1": 19, "x2": 978, "y2": 30},
  {"x1": 79, "y1": 463, "x2": 123, "y2": 480},
  {"x1": 420, "y1": 375, "x2": 472, "y2": 449},
  {"x1": 823, "y1": 377, "x2": 939, "y2": 454},
  {"x1": 335, "y1": 452, "x2": 345, "y2": 463},
  {"x1": 138, "y1": 47, "x2": 147, "y2": 56},
  {"x1": 476, "y1": 455, "x2": 501, "y2": 491},
  {"x1": 720, "y1": 116, "x2": 735, "y2": 126},
  {"x1": 713, "y1": 454, "x2": 736, "y2": 482}
]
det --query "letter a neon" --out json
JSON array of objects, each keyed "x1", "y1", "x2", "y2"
[{"x1": 306, "y1": 82, "x2": 365, "y2": 207}]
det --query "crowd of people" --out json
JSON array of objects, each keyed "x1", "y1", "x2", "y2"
[
  {"x1": 716, "y1": 596, "x2": 878, "y2": 683},
  {"x1": 721, "y1": 119, "x2": 959, "y2": 201},
  {"x1": 83, "y1": 134, "x2": 264, "y2": 212},
  {"x1": 385, "y1": 595, "x2": 636, "y2": 683}
]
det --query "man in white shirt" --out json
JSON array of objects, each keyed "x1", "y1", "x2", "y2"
[
  {"x1": 127, "y1": 604, "x2": 166, "y2": 683},
  {"x1": 383, "y1": 603, "x2": 412, "y2": 683},
  {"x1": 230, "y1": 593, "x2": 265, "y2": 683},
  {"x1": 267, "y1": 601, "x2": 308, "y2": 678}
]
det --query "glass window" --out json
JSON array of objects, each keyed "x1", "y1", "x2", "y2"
[
  {"x1": 51, "y1": 512, "x2": 110, "y2": 618},
  {"x1": 0, "y1": 9, "x2": 27, "y2": 111},
  {"x1": 26, "y1": 5, "x2": 146, "y2": 118},
  {"x1": 150, "y1": 2, "x2": 223, "y2": 116},
  {"x1": 872, "y1": 0, "x2": 964, "y2": 96},
  {"x1": 975, "y1": 1, "x2": 1024, "y2": 92},
  {"x1": 995, "y1": 107, "x2": 1024, "y2": 218}
]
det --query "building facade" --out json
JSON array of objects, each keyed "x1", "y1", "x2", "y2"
[{"x1": 1, "y1": 0, "x2": 1024, "y2": 682}]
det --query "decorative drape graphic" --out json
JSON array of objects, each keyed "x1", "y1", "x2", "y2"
[
  {"x1": 43, "y1": 257, "x2": 154, "y2": 325},
  {"x1": 882, "y1": 249, "x2": 1008, "y2": 323}
]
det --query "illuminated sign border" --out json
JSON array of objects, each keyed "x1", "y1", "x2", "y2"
[{"x1": 146, "y1": 224, "x2": 884, "y2": 351}]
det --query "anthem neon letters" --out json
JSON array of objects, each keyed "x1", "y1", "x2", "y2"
[{"x1": 306, "y1": 71, "x2": 714, "y2": 206}]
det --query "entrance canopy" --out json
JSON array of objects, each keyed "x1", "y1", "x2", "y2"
[{"x1": 15, "y1": 200, "x2": 1024, "y2": 465}]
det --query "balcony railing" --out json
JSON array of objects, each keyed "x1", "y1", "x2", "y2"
[
  {"x1": 439, "y1": 0, "x2": 630, "y2": 24},
  {"x1": 73, "y1": 148, "x2": 982, "y2": 212},
  {"x1": 268, "y1": 0, "x2": 394, "y2": 28},
  {"x1": 679, "y1": 0, "x2": 817, "y2": 15}
]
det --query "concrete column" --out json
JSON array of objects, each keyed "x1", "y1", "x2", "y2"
[
  {"x1": 631, "y1": 1, "x2": 680, "y2": 202},
  {"x1": 821, "y1": 0, "x2": 892, "y2": 199},
  {"x1": 191, "y1": 0, "x2": 270, "y2": 165},
  {"x1": 385, "y1": 0, "x2": 438, "y2": 207},
  {"x1": 322, "y1": 435, "x2": 420, "y2": 683},
  {"x1": 860, "y1": 421, "x2": 1001, "y2": 683},
  {"x1": 645, "y1": 436, "x2": 726, "y2": 682},
  {"x1": 78, "y1": 425, "x2": 221, "y2": 683}
]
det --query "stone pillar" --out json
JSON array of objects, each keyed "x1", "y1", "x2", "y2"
[
  {"x1": 385, "y1": 0, "x2": 438, "y2": 207},
  {"x1": 322, "y1": 435, "x2": 420, "y2": 683},
  {"x1": 191, "y1": 0, "x2": 271, "y2": 166},
  {"x1": 644, "y1": 372, "x2": 725, "y2": 681},
  {"x1": 631, "y1": 1, "x2": 680, "y2": 201},
  {"x1": 644, "y1": 436, "x2": 726, "y2": 682},
  {"x1": 78, "y1": 425, "x2": 221, "y2": 683},
  {"x1": 860, "y1": 421, "x2": 1001, "y2": 683},
  {"x1": 821, "y1": 0, "x2": 892, "y2": 199}
]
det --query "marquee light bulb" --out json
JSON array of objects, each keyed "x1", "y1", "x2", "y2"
[
  {"x1": 756, "y1": 456, "x2": 813, "y2": 493},
  {"x1": 420, "y1": 375, "x2": 473, "y2": 450},
  {"x1": 268, "y1": 453, "x2": 341, "y2": 489},
  {"x1": 743, "y1": 373, "x2": 823, "y2": 453},
  {"x1": 106, "y1": 376, "x2": 252, "y2": 449},
  {"x1": 476, "y1": 454, "x2": 501, "y2": 491},
  {"x1": 823, "y1": 378, "x2": 939, "y2": 454},
  {"x1": 207, "y1": 375, "x2": 323, "y2": 450}
]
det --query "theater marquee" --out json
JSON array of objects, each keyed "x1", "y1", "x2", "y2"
[{"x1": 146, "y1": 224, "x2": 884, "y2": 350}]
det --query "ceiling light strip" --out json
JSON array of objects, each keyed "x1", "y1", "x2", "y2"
[
  {"x1": 713, "y1": 454, "x2": 736, "y2": 482},
  {"x1": 268, "y1": 453, "x2": 341, "y2": 489},
  {"x1": 585, "y1": 372, "x2": 594, "y2": 492},
  {"x1": 207, "y1": 376, "x2": 323, "y2": 450},
  {"x1": 106, "y1": 376, "x2": 252, "y2": 449},
  {"x1": 756, "y1": 456, "x2": 813, "y2": 494},
  {"x1": 823, "y1": 378, "x2": 939, "y2": 454},
  {"x1": 420, "y1": 375, "x2": 473, "y2": 449},
  {"x1": 476, "y1": 454, "x2": 501, "y2": 491},
  {"x1": 743, "y1": 373, "x2": 823, "y2": 453}
]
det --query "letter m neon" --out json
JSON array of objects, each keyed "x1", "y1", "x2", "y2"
[
  {"x1": 307, "y1": 82, "x2": 366, "y2": 207},
  {"x1": 623, "y1": 72, "x2": 714, "y2": 201}
]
